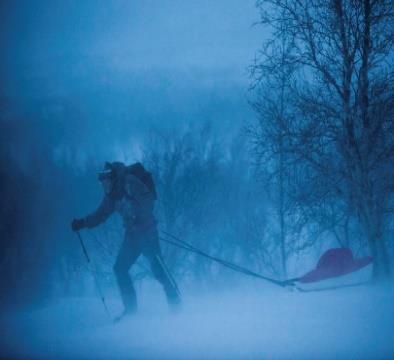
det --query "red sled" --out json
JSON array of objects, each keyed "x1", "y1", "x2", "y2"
[{"x1": 294, "y1": 248, "x2": 373, "y2": 292}]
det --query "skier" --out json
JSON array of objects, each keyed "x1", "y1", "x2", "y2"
[{"x1": 71, "y1": 161, "x2": 181, "y2": 320}]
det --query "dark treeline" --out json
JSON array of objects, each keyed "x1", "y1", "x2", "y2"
[{"x1": 0, "y1": 0, "x2": 393, "y2": 308}]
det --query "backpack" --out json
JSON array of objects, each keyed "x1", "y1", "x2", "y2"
[{"x1": 126, "y1": 162, "x2": 157, "y2": 200}]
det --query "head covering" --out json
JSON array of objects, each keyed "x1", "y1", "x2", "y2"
[
  {"x1": 98, "y1": 162, "x2": 114, "y2": 181},
  {"x1": 98, "y1": 161, "x2": 126, "y2": 199}
]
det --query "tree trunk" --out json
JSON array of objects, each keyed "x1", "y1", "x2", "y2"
[{"x1": 363, "y1": 209, "x2": 391, "y2": 280}]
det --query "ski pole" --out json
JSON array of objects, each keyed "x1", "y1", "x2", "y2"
[
  {"x1": 76, "y1": 231, "x2": 111, "y2": 319},
  {"x1": 77, "y1": 231, "x2": 90, "y2": 263}
]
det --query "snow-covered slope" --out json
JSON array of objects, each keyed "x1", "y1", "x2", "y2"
[{"x1": 1, "y1": 281, "x2": 393, "y2": 359}]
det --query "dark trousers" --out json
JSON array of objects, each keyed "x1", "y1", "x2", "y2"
[{"x1": 113, "y1": 226, "x2": 180, "y2": 312}]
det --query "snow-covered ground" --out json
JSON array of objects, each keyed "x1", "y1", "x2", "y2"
[{"x1": 1, "y1": 281, "x2": 394, "y2": 359}]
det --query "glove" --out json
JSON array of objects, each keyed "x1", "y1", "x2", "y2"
[{"x1": 71, "y1": 218, "x2": 85, "y2": 232}]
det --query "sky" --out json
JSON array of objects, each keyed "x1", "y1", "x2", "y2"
[
  {"x1": 0, "y1": 0, "x2": 269, "y2": 170},
  {"x1": 0, "y1": 0, "x2": 265, "y2": 99}
]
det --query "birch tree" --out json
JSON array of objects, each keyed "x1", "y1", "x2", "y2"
[{"x1": 251, "y1": 0, "x2": 394, "y2": 279}]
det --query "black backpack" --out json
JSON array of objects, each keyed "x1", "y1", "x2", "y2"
[{"x1": 126, "y1": 162, "x2": 157, "y2": 200}]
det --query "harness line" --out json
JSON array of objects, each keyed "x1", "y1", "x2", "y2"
[{"x1": 159, "y1": 230, "x2": 294, "y2": 287}]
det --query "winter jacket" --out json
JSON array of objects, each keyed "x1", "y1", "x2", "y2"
[{"x1": 84, "y1": 173, "x2": 156, "y2": 230}]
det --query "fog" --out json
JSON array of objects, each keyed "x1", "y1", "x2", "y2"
[{"x1": 1, "y1": 1, "x2": 393, "y2": 359}]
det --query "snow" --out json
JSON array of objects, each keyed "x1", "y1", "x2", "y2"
[
  {"x1": 1, "y1": 281, "x2": 394, "y2": 359},
  {"x1": 296, "y1": 263, "x2": 373, "y2": 292}
]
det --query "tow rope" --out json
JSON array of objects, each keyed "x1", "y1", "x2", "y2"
[{"x1": 159, "y1": 230, "x2": 297, "y2": 287}]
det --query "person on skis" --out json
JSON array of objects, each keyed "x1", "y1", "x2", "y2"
[{"x1": 71, "y1": 161, "x2": 181, "y2": 320}]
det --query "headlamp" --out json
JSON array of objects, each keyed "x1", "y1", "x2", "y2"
[{"x1": 98, "y1": 169, "x2": 114, "y2": 181}]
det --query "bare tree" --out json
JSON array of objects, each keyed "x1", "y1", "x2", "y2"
[
  {"x1": 142, "y1": 124, "x2": 278, "y2": 284},
  {"x1": 251, "y1": 0, "x2": 394, "y2": 279}
]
